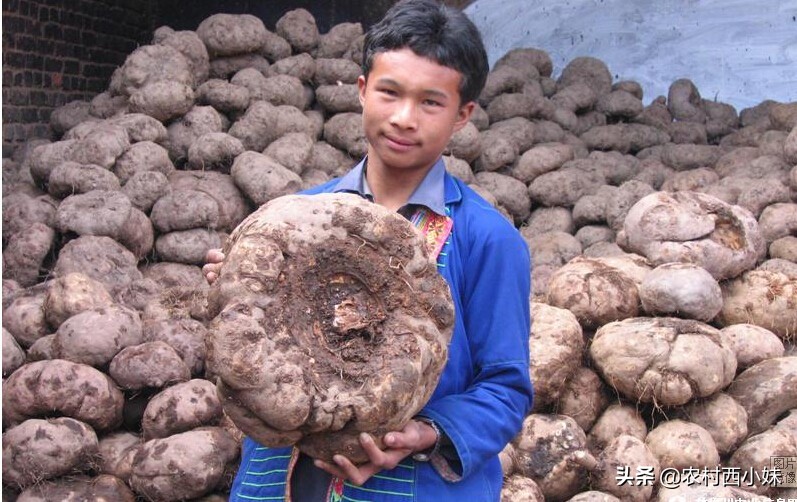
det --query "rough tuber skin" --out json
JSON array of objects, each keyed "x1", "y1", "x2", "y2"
[
  {"x1": 512, "y1": 414, "x2": 589, "y2": 502},
  {"x1": 206, "y1": 193, "x2": 454, "y2": 462},
  {"x1": 129, "y1": 427, "x2": 239, "y2": 501},
  {"x1": 14, "y1": 474, "x2": 136, "y2": 502},
  {"x1": 528, "y1": 302, "x2": 584, "y2": 411},
  {"x1": 619, "y1": 191, "x2": 766, "y2": 281},
  {"x1": 2, "y1": 359, "x2": 125, "y2": 431},
  {"x1": 727, "y1": 356, "x2": 797, "y2": 436},
  {"x1": 572, "y1": 435, "x2": 659, "y2": 502},
  {"x1": 590, "y1": 317, "x2": 736, "y2": 406},
  {"x1": 2, "y1": 417, "x2": 99, "y2": 490}
]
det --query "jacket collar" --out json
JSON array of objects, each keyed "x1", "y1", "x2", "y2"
[{"x1": 333, "y1": 156, "x2": 459, "y2": 217}]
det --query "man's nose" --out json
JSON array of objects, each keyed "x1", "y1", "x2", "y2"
[{"x1": 390, "y1": 99, "x2": 418, "y2": 130}]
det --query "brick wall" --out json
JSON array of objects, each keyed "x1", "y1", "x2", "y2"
[{"x1": 2, "y1": 0, "x2": 154, "y2": 155}]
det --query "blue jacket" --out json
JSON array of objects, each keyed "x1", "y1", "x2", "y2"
[{"x1": 230, "y1": 159, "x2": 533, "y2": 501}]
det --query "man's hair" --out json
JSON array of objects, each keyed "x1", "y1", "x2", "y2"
[{"x1": 362, "y1": 0, "x2": 488, "y2": 105}]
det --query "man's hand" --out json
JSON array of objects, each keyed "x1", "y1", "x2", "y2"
[
  {"x1": 202, "y1": 248, "x2": 225, "y2": 285},
  {"x1": 313, "y1": 419, "x2": 438, "y2": 485}
]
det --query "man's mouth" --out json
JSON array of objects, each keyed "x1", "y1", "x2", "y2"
[{"x1": 384, "y1": 134, "x2": 417, "y2": 149}]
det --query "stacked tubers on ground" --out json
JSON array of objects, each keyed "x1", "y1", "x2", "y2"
[{"x1": 2, "y1": 7, "x2": 797, "y2": 502}]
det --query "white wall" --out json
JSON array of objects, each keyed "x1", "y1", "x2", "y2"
[{"x1": 465, "y1": 0, "x2": 797, "y2": 111}]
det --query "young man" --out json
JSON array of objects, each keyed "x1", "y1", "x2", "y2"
[{"x1": 205, "y1": 1, "x2": 533, "y2": 499}]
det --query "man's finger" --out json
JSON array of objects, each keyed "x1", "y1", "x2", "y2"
[
  {"x1": 332, "y1": 455, "x2": 375, "y2": 486},
  {"x1": 202, "y1": 262, "x2": 221, "y2": 284},
  {"x1": 314, "y1": 459, "x2": 347, "y2": 479},
  {"x1": 314, "y1": 457, "x2": 375, "y2": 486},
  {"x1": 383, "y1": 421, "x2": 424, "y2": 451},
  {"x1": 383, "y1": 431, "x2": 408, "y2": 449},
  {"x1": 359, "y1": 433, "x2": 389, "y2": 465},
  {"x1": 205, "y1": 248, "x2": 225, "y2": 263}
]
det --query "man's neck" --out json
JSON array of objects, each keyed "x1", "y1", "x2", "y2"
[{"x1": 365, "y1": 159, "x2": 435, "y2": 212}]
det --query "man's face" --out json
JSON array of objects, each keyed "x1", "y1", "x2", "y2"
[{"x1": 358, "y1": 48, "x2": 474, "y2": 175}]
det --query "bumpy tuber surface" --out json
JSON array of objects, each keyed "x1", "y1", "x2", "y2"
[{"x1": 206, "y1": 193, "x2": 454, "y2": 462}]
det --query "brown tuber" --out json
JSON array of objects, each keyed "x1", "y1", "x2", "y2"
[
  {"x1": 206, "y1": 194, "x2": 453, "y2": 462},
  {"x1": 3, "y1": 359, "x2": 124, "y2": 431},
  {"x1": 512, "y1": 414, "x2": 588, "y2": 502},
  {"x1": 619, "y1": 191, "x2": 766, "y2": 280},
  {"x1": 2, "y1": 417, "x2": 99, "y2": 490},
  {"x1": 528, "y1": 302, "x2": 585, "y2": 411},
  {"x1": 590, "y1": 317, "x2": 736, "y2": 406}
]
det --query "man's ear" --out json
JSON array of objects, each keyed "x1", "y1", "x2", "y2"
[
  {"x1": 452, "y1": 101, "x2": 476, "y2": 133},
  {"x1": 358, "y1": 75, "x2": 367, "y2": 106}
]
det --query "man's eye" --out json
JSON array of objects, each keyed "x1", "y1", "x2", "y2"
[
  {"x1": 380, "y1": 89, "x2": 398, "y2": 96},
  {"x1": 423, "y1": 99, "x2": 442, "y2": 107}
]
